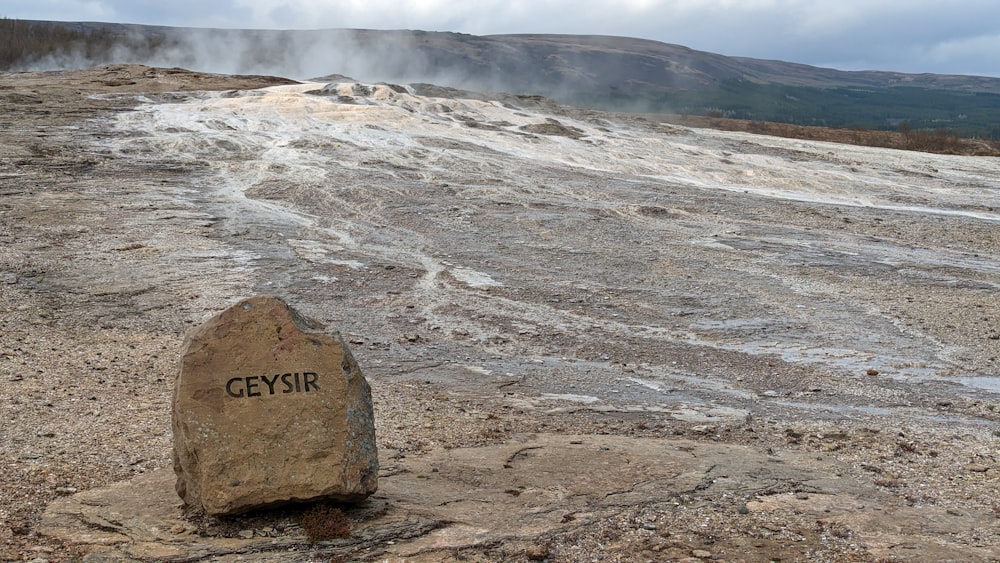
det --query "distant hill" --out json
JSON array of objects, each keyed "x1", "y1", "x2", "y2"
[{"x1": 5, "y1": 19, "x2": 1000, "y2": 137}]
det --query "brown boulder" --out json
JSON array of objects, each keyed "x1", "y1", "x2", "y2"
[{"x1": 172, "y1": 295, "x2": 377, "y2": 515}]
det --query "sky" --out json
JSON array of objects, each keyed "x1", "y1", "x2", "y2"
[{"x1": 5, "y1": 0, "x2": 1000, "y2": 77}]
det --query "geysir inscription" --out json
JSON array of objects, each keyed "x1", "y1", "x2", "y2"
[{"x1": 226, "y1": 372, "x2": 320, "y2": 398}]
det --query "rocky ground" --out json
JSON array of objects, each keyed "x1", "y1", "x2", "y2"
[{"x1": 1, "y1": 65, "x2": 998, "y2": 562}]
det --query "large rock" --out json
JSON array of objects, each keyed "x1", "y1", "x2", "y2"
[{"x1": 172, "y1": 295, "x2": 378, "y2": 515}]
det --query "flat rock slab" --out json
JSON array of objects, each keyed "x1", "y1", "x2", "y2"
[
  {"x1": 40, "y1": 434, "x2": 999, "y2": 561},
  {"x1": 173, "y1": 295, "x2": 378, "y2": 515},
  {"x1": 38, "y1": 468, "x2": 435, "y2": 562}
]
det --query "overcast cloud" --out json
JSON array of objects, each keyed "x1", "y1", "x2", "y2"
[{"x1": 4, "y1": 0, "x2": 1000, "y2": 77}]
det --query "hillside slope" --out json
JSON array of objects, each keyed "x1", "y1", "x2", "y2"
[{"x1": 7, "y1": 20, "x2": 1000, "y2": 135}]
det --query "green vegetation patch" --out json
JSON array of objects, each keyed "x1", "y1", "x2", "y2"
[{"x1": 571, "y1": 80, "x2": 1000, "y2": 139}]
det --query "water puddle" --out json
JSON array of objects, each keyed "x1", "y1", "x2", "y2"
[
  {"x1": 540, "y1": 393, "x2": 601, "y2": 404},
  {"x1": 772, "y1": 400, "x2": 992, "y2": 425},
  {"x1": 957, "y1": 377, "x2": 1000, "y2": 393}
]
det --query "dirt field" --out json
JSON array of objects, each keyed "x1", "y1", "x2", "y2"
[{"x1": 1, "y1": 65, "x2": 998, "y2": 561}]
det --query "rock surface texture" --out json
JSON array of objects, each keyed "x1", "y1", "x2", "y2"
[
  {"x1": 4, "y1": 66, "x2": 999, "y2": 561},
  {"x1": 172, "y1": 295, "x2": 377, "y2": 515}
]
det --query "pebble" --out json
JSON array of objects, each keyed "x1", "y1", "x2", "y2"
[
  {"x1": 965, "y1": 463, "x2": 989, "y2": 473},
  {"x1": 692, "y1": 549, "x2": 713, "y2": 559},
  {"x1": 524, "y1": 545, "x2": 549, "y2": 560},
  {"x1": 238, "y1": 529, "x2": 255, "y2": 539}
]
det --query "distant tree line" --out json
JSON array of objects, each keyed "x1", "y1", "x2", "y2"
[
  {"x1": 2, "y1": 18, "x2": 103, "y2": 69},
  {"x1": 572, "y1": 80, "x2": 1000, "y2": 142},
  {"x1": 0, "y1": 18, "x2": 165, "y2": 70}
]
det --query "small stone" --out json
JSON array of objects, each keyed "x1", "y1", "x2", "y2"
[
  {"x1": 55, "y1": 486, "x2": 77, "y2": 495},
  {"x1": 965, "y1": 463, "x2": 989, "y2": 473},
  {"x1": 238, "y1": 529, "x2": 255, "y2": 539},
  {"x1": 692, "y1": 549, "x2": 713, "y2": 559},
  {"x1": 762, "y1": 390, "x2": 780, "y2": 397},
  {"x1": 525, "y1": 545, "x2": 549, "y2": 560},
  {"x1": 737, "y1": 504, "x2": 750, "y2": 514},
  {"x1": 866, "y1": 368, "x2": 879, "y2": 376}
]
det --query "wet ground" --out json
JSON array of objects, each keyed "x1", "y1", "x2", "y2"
[{"x1": 104, "y1": 79, "x2": 1000, "y2": 421}]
